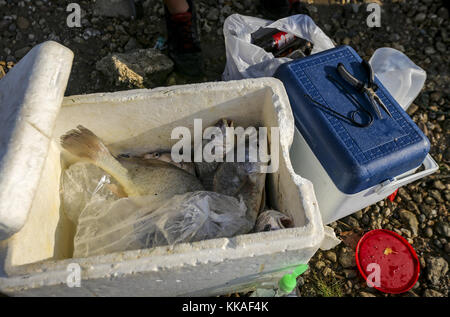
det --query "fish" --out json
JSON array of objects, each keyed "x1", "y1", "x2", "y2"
[
  {"x1": 213, "y1": 161, "x2": 266, "y2": 223},
  {"x1": 138, "y1": 151, "x2": 196, "y2": 176},
  {"x1": 60, "y1": 125, "x2": 203, "y2": 201},
  {"x1": 254, "y1": 210, "x2": 294, "y2": 232},
  {"x1": 195, "y1": 118, "x2": 235, "y2": 190}
]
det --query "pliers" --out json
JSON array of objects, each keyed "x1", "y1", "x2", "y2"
[{"x1": 337, "y1": 60, "x2": 393, "y2": 119}]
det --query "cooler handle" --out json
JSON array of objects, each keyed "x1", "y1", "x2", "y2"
[{"x1": 375, "y1": 154, "x2": 439, "y2": 196}]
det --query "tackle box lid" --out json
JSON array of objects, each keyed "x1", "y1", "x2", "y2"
[
  {"x1": 0, "y1": 41, "x2": 73, "y2": 240},
  {"x1": 275, "y1": 45, "x2": 430, "y2": 195}
]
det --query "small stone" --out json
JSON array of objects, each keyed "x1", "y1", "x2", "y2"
[
  {"x1": 424, "y1": 227, "x2": 433, "y2": 238},
  {"x1": 407, "y1": 104, "x2": 419, "y2": 116},
  {"x1": 206, "y1": 8, "x2": 219, "y2": 21},
  {"x1": 435, "y1": 223, "x2": 450, "y2": 238},
  {"x1": 343, "y1": 37, "x2": 351, "y2": 45},
  {"x1": 354, "y1": 210, "x2": 363, "y2": 220},
  {"x1": 401, "y1": 228, "x2": 412, "y2": 238},
  {"x1": 343, "y1": 216, "x2": 358, "y2": 229},
  {"x1": 437, "y1": 7, "x2": 449, "y2": 20},
  {"x1": 124, "y1": 38, "x2": 139, "y2": 51},
  {"x1": 322, "y1": 267, "x2": 333, "y2": 277},
  {"x1": 419, "y1": 257, "x2": 426, "y2": 269},
  {"x1": 203, "y1": 21, "x2": 212, "y2": 33},
  {"x1": 359, "y1": 291, "x2": 376, "y2": 297},
  {"x1": 429, "y1": 190, "x2": 443, "y2": 203},
  {"x1": 412, "y1": 193, "x2": 423, "y2": 204},
  {"x1": 315, "y1": 260, "x2": 326, "y2": 270},
  {"x1": 423, "y1": 289, "x2": 444, "y2": 297},
  {"x1": 0, "y1": 65, "x2": 5, "y2": 79},
  {"x1": 398, "y1": 209, "x2": 419, "y2": 237},
  {"x1": 398, "y1": 188, "x2": 412, "y2": 201},
  {"x1": 16, "y1": 16, "x2": 29, "y2": 30},
  {"x1": 414, "y1": 12, "x2": 427, "y2": 22},
  {"x1": 444, "y1": 243, "x2": 450, "y2": 254},
  {"x1": 324, "y1": 251, "x2": 337, "y2": 263},
  {"x1": 426, "y1": 256, "x2": 448, "y2": 286},
  {"x1": 362, "y1": 214, "x2": 370, "y2": 225},
  {"x1": 434, "y1": 239, "x2": 442, "y2": 248},
  {"x1": 424, "y1": 47, "x2": 436, "y2": 55},
  {"x1": 343, "y1": 269, "x2": 357, "y2": 278},
  {"x1": 96, "y1": 49, "x2": 174, "y2": 89},
  {"x1": 435, "y1": 42, "x2": 446, "y2": 53},
  {"x1": 433, "y1": 180, "x2": 446, "y2": 190},
  {"x1": 339, "y1": 247, "x2": 356, "y2": 268}
]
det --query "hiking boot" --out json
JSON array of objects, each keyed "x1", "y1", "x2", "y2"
[
  {"x1": 258, "y1": 0, "x2": 310, "y2": 20},
  {"x1": 288, "y1": 1, "x2": 310, "y2": 16},
  {"x1": 165, "y1": 0, "x2": 204, "y2": 76},
  {"x1": 258, "y1": 0, "x2": 290, "y2": 20}
]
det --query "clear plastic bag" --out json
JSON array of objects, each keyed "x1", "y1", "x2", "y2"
[
  {"x1": 369, "y1": 47, "x2": 426, "y2": 110},
  {"x1": 222, "y1": 14, "x2": 335, "y2": 80},
  {"x1": 73, "y1": 191, "x2": 253, "y2": 258},
  {"x1": 60, "y1": 162, "x2": 121, "y2": 224}
]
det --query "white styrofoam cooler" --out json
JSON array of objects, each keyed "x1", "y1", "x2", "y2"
[
  {"x1": 290, "y1": 127, "x2": 438, "y2": 225},
  {"x1": 0, "y1": 42, "x2": 339, "y2": 296}
]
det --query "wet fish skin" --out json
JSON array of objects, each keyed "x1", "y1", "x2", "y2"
[
  {"x1": 213, "y1": 162, "x2": 266, "y2": 223},
  {"x1": 195, "y1": 118, "x2": 234, "y2": 190},
  {"x1": 139, "y1": 151, "x2": 196, "y2": 176}
]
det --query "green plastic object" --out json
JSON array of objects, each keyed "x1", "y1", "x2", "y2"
[{"x1": 278, "y1": 264, "x2": 309, "y2": 293}]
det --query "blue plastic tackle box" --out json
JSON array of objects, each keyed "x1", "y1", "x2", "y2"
[{"x1": 275, "y1": 45, "x2": 437, "y2": 224}]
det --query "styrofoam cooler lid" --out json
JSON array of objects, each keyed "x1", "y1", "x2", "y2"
[
  {"x1": 0, "y1": 41, "x2": 73, "y2": 240},
  {"x1": 275, "y1": 46, "x2": 430, "y2": 195}
]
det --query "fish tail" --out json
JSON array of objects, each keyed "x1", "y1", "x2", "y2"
[{"x1": 60, "y1": 125, "x2": 141, "y2": 196}]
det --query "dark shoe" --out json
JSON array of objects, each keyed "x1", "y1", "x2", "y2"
[
  {"x1": 258, "y1": 0, "x2": 310, "y2": 20},
  {"x1": 258, "y1": 0, "x2": 290, "y2": 20},
  {"x1": 165, "y1": 0, "x2": 204, "y2": 76},
  {"x1": 288, "y1": 1, "x2": 310, "y2": 16}
]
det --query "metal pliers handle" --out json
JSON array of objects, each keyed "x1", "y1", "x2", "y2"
[{"x1": 337, "y1": 61, "x2": 392, "y2": 119}]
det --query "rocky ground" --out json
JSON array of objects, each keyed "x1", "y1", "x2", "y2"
[{"x1": 0, "y1": 0, "x2": 448, "y2": 297}]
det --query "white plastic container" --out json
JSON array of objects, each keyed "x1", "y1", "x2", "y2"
[
  {"x1": 0, "y1": 46, "x2": 330, "y2": 295},
  {"x1": 290, "y1": 127, "x2": 438, "y2": 225}
]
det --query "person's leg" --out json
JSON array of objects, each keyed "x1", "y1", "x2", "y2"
[{"x1": 164, "y1": 0, "x2": 203, "y2": 76}]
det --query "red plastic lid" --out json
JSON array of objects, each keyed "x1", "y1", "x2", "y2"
[{"x1": 355, "y1": 229, "x2": 420, "y2": 294}]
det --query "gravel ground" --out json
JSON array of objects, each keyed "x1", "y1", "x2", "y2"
[{"x1": 0, "y1": 0, "x2": 448, "y2": 297}]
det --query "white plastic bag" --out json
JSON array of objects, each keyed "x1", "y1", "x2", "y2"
[
  {"x1": 369, "y1": 47, "x2": 426, "y2": 110},
  {"x1": 222, "y1": 14, "x2": 335, "y2": 80}
]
